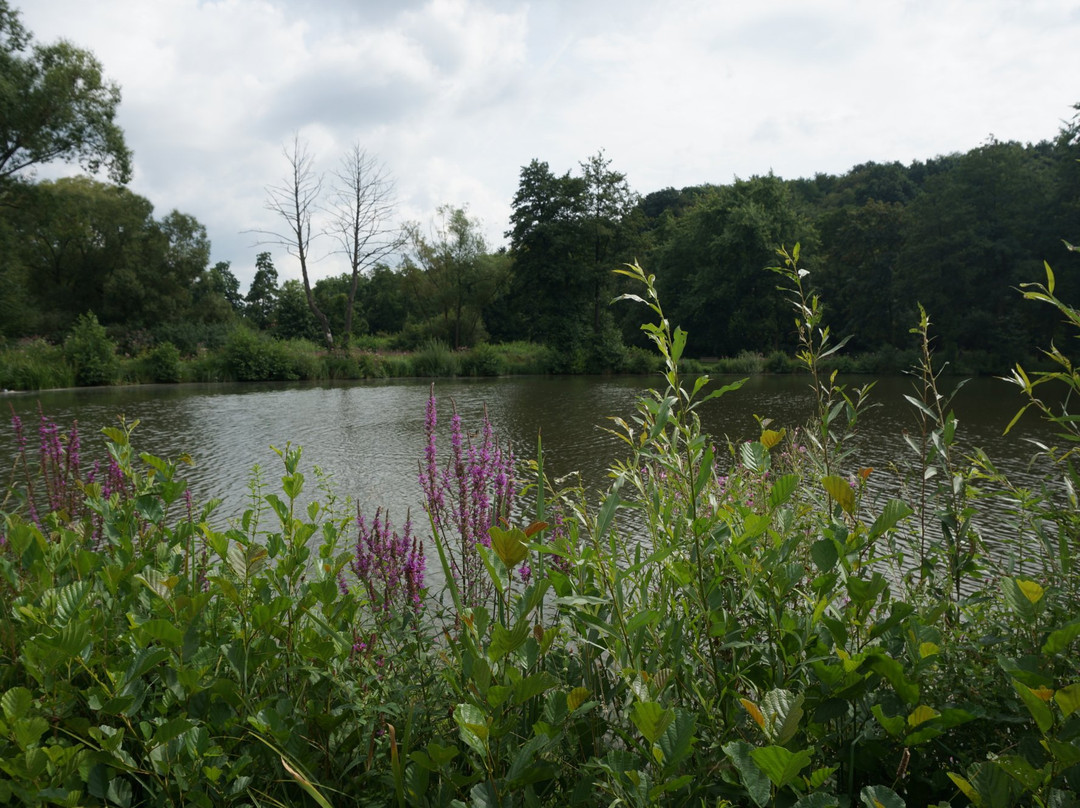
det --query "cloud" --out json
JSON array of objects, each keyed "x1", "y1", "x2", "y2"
[{"x1": 16, "y1": 0, "x2": 1080, "y2": 287}]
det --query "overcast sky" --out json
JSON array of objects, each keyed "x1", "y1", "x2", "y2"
[{"x1": 20, "y1": 0, "x2": 1080, "y2": 287}]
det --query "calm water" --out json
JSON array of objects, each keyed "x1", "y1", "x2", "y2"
[{"x1": 0, "y1": 374, "x2": 1063, "y2": 558}]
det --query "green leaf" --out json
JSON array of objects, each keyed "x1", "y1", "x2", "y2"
[
  {"x1": 454, "y1": 703, "x2": 489, "y2": 758},
  {"x1": 768, "y1": 474, "x2": 799, "y2": 509},
  {"x1": 489, "y1": 620, "x2": 529, "y2": 663},
  {"x1": 657, "y1": 709, "x2": 696, "y2": 768},
  {"x1": 761, "y1": 689, "x2": 804, "y2": 745},
  {"x1": 822, "y1": 476, "x2": 855, "y2": 514},
  {"x1": 488, "y1": 525, "x2": 529, "y2": 570},
  {"x1": 1012, "y1": 679, "x2": 1053, "y2": 734},
  {"x1": 810, "y1": 539, "x2": 838, "y2": 572},
  {"x1": 512, "y1": 672, "x2": 557, "y2": 706},
  {"x1": 868, "y1": 499, "x2": 914, "y2": 539},
  {"x1": 1043, "y1": 619, "x2": 1080, "y2": 655},
  {"x1": 749, "y1": 745, "x2": 813, "y2": 789},
  {"x1": 740, "y1": 441, "x2": 769, "y2": 474},
  {"x1": 1001, "y1": 578, "x2": 1038, "y2": 623},
  {"x1": 872, "y1": 705, "x2": 905, "y2": 739},
  {"x1": 1054, "y1": 682, "x2": 1080, "y2": 717},
  {"x1": 630, "y1": 701, "x2": 674, "y2": 745},
  {"x1": 2, "y1": 688, "x2": 33, "y2": 721},
  {"x1": 859, "y1": 784, "x2": 906, "y2": 808},
  {"x1": 793, "y1": 794, "x2": 841, "y2": 808},
  {"x1": 722, "y1": 740, "x2": 772, "y2": 808}
]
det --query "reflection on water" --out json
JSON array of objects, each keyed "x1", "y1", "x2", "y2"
[{"x1": 0, "y1": 374, "x2": 1063, "y2": 564}]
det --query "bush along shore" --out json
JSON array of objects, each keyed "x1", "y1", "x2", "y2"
[
  {"x1": 1, "y1": 254, "x2": 1079, "y2": 807},
  {"x1": 3, "y1": 316, "x2": 981, "y2": 394}
]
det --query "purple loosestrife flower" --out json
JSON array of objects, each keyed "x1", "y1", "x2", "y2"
[
  {"x1": 351, "y1": 507, "x2": 425, "y2": 617},
  {"x1": 419, "y1": 389, "x2": 518, "y2": 610}
]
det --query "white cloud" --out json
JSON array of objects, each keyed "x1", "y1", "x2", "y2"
[{"x1": 17, "y1": 0, "x2": 1080, "y2": 286}]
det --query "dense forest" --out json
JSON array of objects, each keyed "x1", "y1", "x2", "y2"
[{"x1": 2, "y1": 0, "x2": 1079, "y2": 384}]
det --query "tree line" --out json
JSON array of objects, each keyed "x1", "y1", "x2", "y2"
[{"x1": 2, "y1": 0, "x2": 1078, "y2": 376}]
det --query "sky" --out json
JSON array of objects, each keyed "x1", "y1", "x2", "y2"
[{"x1": 19, "y1": 0, "x2": 1080, "y2": 288}]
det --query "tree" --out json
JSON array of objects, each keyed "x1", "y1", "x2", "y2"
[
  {"x1": 245, "y1": 252, "x2": 279, "y2": 329},
  {"x1": 405, "y1": 205, "x2": 503, "y2": 349},
  {"x1": 254, "y1": 136, "x2": 333, "y2": 349},
  {"x1": 0, "y1": 1, "x2": 131, "y2": 183},
  {"x1": 326, "y1": 144, "x2": 404, "y2": 347}
]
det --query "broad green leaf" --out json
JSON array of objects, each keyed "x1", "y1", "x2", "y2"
[
  {"x1": 749, "y1": 745, "x2": 813, "y2": 789},
  {"x1": 1054, "y1": 682, "x2": 1080, "y2": 718},
  {"x1": 1043, "y1": 619, "x2": 1080, "y2": 655},
  {"x1": 722, "y1": 740, "x2": 771, "y2": 808},
  {"x1": 811, "y1": 539, "x2": 838, "y2": 572},
  {"x1": 1012, "y1": 679, "x2": 1053, "y2": 733},
  {"x1": 822, "y1": 475, "x2": 855, "y2": 514},
  {"x1": 454, "y1": 703, "x2": 489, "y2": 757},
  {"x1": 761, "y1": 689, "x2": 804, "y2": 745},
  {"x1": 994, "y1": 754, "x2": 1045, "y2": 792},
  {"x1": 488, "y1": 525, "x2": 529, "y2": 570},
  {"x1": 630, "y1": 701, "x2": 674, "y2": 745},
  {"x1": 512, "y1": 672, "x2": 557, "y2": 705},
  {"x1": 859, "y1": 784, "x2": 906, "y2": 808},
  {"x1": 869, "y1": 499, "x2": 914, "y2": 539},
  {"x1": 907, "y1": 705, "x2": 938, "y2": 727},
  {"x1": 946, "y1": 773, "x2": 980, "y2": 806},
  {"x1": 872, "y1": 705, "x2": 905, "y2": 738},
  {"x1": 657, "y1": 709, "x2": 696, "y2": 768},
  {"x1": 1001, "y1": 578, "x2": 1038, "y2": 622},
  {"x1": 741, "y1": 441, "x2": 769, "y2": 474},
  {"x1": 488, "y1": 620, "x2": 529, "y2": 663},
  {"x1": 768, "y1": 474, "x2": 799, "y2": 509},
  {"x1": 919, "y1": 642, "x2": 940, "y2": 659},
  {"x1": 2, "y1": 687, "x2": 33, "y2": 721}
]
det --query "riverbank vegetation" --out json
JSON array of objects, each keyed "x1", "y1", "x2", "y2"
[
  {"x1": 2, "y1": 254, "x2": 1079, "y2": 806},
  {"x1": 2, "y1": 2, "x2": 1080, "y2": 389}
]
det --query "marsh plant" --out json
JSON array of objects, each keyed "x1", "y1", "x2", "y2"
[{"x1": 1, "y1": 253, "x2": 1079, "y2": 806}]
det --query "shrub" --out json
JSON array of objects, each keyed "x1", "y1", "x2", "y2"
[
  {"x1": 459, "y1": 342, "x2": 507, "y2": 377},
  {"x1": 63, "y1": 312, "x2": 119, "y2": 386},
  {"x1": 224, "y1": 326, "x2": 291, "y2": 381},
  {"x1": 410, "y1": 339, "x2": 458, "y2": 377},
  {"x1": 146, "y1": 341, "x2": 183, "y2": 383}
]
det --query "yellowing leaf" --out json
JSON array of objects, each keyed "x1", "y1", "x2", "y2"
[
  {"x1": 919, "y1": 642, "x2": 940, "y2": 659},
  {"x1": 1032, "y1": 685, "x2": 1054, "y2": 702},
  {"x1": 740, "y1": 698, "x2": 765, "y2": 730},
  {"x1": 1017, "y1": 579, "x2": 1045, "y2": 604},
  {"x1": 760, "y1": 428, "x2": 786, "y2": 450},
  {"x1": 488, "y1": 526, "x2": 528, "y2": 569},
  {"x1": 907, "y1": 705, "x2": 939, "y2": 727},
  {"x1": 567, "y1": 687, "x2": 590, "y2": 712},
  {"x1": 822, "y1": 476, "x2": 856, "y2": 515}
]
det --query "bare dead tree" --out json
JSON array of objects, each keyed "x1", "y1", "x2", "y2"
[
  {"x1": 252, "y1": 135, "x2": 334, "y2": 349},
  {"x1": 327, "y1": 144, "x2": 405, "y2": 346}
]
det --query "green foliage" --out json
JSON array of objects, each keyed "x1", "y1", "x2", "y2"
[
  {"x1": 6, "y1": 249, "x2": 1080, "y2": 806},
  {"x1": 224, "y1": 326, "x2": 294, "y2": 381},
  {"x1": 410, "y1": 338, "x2": 458, "y2": 377},
  {"x1": 0, "y1": 1, "x2": 132, "y2": 183},
  {"x1": 0, "y1": 338, "x2": 74, "y2": 390},
  {"x1": 459, "y1": 342, "x2": 507, "y2": 377},
  {"x1": 145, "y1": 341, "x2": 182, "y2": 383},
  {"x1": 63, "y1": 311, "x2": 118, "y2": 386}
]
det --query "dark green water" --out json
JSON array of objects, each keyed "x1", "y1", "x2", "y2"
[{"x1": 0, "y1": 374, "x2": 1062, "y2": 560}]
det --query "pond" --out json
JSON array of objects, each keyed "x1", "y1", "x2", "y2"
[{"x1": 0, "y1": 373, "x2": 1065, "y2": 566}]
